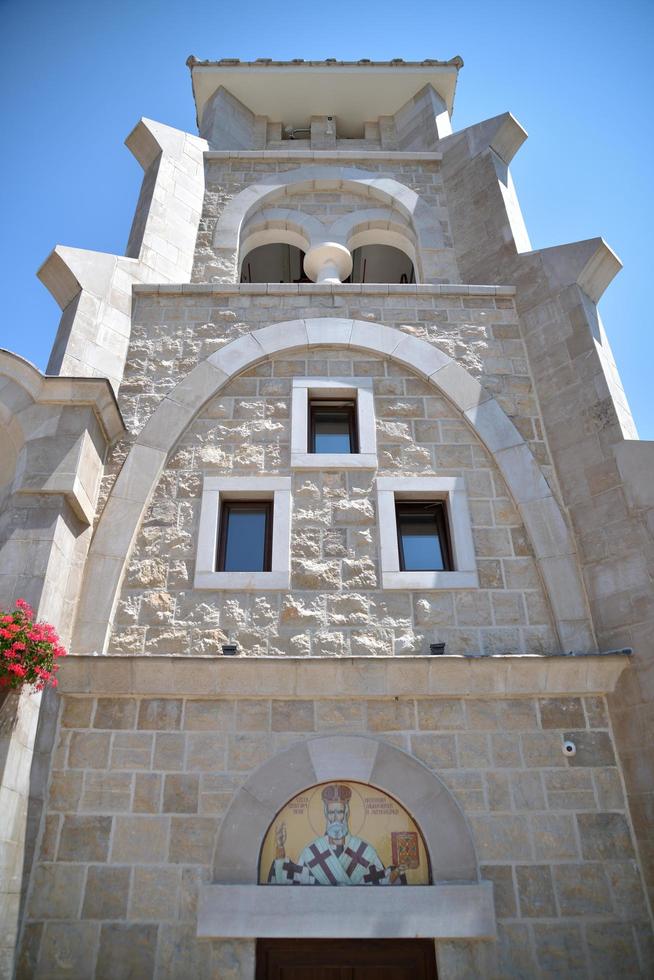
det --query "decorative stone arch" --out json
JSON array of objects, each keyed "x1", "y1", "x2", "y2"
[
  {"x1": 213, "y1": 734, "x2": 478, "y2": 884},
  {"x1": 199, "y1": 735, "x2": 495, "y2": 943},
  {"x1": 330, "y1": 207, "x2": 419, "y2": 276},
  {"x1": 239, "y1": 207, "x2": 325, "y2": 267},
  {"x1": 73, "y1": 318, "x2": 594, "y2": 655},
  {"x1": 238, "y1": 204, "x2": 420, "y2": 281},
  {"x1": 212, "y1": 166, "x2": 445, "y2": 281}
]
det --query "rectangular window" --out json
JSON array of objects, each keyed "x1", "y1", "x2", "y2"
[
  {"x1": 217, "y1": 501, "x2": 272, "y2": 572},
  {"x1": 395, "y1": 500, "x2": 452, "y2": 572},
  {"x1": 309, "y1": 400, "x2": 358, "y2": 454}
]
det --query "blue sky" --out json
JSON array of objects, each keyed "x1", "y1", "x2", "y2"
[{"x1": 1, "y1": 0, "x2": 652, "y2": 435}]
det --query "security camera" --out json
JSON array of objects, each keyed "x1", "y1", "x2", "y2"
[{"x1": 562, "y1": 739, "x2": 576, "y2": 757}]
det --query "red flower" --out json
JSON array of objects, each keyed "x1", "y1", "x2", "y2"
[
  {"x1": 15, "y1": 598, "x2": 33, "y2": 619},
  {"x1": 0, "y1": 601, "x2": 66, "y2": 692}
]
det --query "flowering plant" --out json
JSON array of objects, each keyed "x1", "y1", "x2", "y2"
[{"x1": 0, "y1": 599, "x2": 66, "y2": 692}]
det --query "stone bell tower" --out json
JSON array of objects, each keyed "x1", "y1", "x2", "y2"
[{"x1": 1, "y1": 56, "x2": 653, "y2": 978}]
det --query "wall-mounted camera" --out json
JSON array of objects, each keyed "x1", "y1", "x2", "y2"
[{"x1": 562, "y1": 739, "x2": 576, "y2": 757}]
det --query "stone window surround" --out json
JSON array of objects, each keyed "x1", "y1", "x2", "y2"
[
  {"x1": 194, "y1": 476, "x2": 292, "y2": 590},
  {"x1": 291, "y1": 377, "x2": 377, "y2": 470},
  {"x1": 376, "y1": 476, "x2": 479, "y2": 590}
]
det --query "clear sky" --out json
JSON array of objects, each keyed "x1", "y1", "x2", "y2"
[{"x1": 1, "y1": 0, "x2": 652, "y2": 435}]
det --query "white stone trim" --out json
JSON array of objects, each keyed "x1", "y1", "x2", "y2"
[
  {"x1": 376, "y1": 476, "x2": 478, "y2": 590},
  {"x1": 204, "y1": 150, "x2": 444, "y2": 162},
  {"x1": 291, "y1": 377, "x2": 378, "y2": 470},
  {"x1": 198, "y1": 882, "x2": 495, "y2": 940},
  {"x1": 194, "y1": 476, "x2": 292, "y2": 590}
]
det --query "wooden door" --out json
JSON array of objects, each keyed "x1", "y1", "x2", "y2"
[{"x1": 256, "y1": 939, "x2": 437, "y2": 980}]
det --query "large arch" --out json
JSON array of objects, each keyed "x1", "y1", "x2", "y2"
[
  {"x1": 73, "y1": 318, "x2": 594, "y2": 655},
  {"x1": 212, "y1": 734, "x2": 478, "y2": 884},
  {"x1": 239, "y1": 207, "x2": 324, "y2": 267}
]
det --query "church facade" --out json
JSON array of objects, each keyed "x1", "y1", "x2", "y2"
[{"x1": 0, "y1": 56, "x2": 653, "y2": 978}]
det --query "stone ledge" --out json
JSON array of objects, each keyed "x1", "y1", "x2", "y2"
[
  {"x1": 205, "y1": 150, "x2": 443, "y2": 162},
  {"x1": 58, "y1": 652, "x2": 630, "y2": 698},
  {"x1": 0, "y1": 349, "x2": 125, "y2": 443},
  {"x1": 197, "y1": 882, "x2": 495, "y2": 940},
  {"x1": 132, "y1": 282, "x2": 516, "y2": 297}
]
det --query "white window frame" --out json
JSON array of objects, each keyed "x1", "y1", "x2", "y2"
[
  {"x1": 194, "y1": 476, "x2": 292, "y2": 590},
  {"x1": 291, "y1": 377, "x2": 377, "y2": 470},
  {"x1": 376, "y1": 476, "x2": 479, "y2": 590}
]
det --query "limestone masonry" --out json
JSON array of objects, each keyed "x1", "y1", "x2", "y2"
[{"x1": 0, "y1": 56, "x2": 653, "y2": 978}]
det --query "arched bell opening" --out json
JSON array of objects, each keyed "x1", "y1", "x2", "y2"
[
  {"x1": 346, "y1": 244, "x2": 416, "y2": 284},
  {"x1": 240, "y1": 243, "x2": 310, "y2": 284}
]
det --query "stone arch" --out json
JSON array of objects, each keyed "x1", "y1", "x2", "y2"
[
  {"x1": 330, "y1": 207, "x2": 416, "y2": 249},
  {"x1": 73, "y1": 318, "x2": 593, "y2": 655},
  {"x1": 212, "y1": 735, "x2": 478, "y2": 885},
  {"x1": 212, "y1": 167, "x2": 444, "y2": 282},
  {"x1": 239, "y1": 207, "x2": 325, "y2": 267},
  {"x1": 239, "y1": 204, "x2": 420, "y2": 282}
]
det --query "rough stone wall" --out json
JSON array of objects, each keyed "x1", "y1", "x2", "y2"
[
  {"x1": 439, "y1": 123, "x2": 654, "y2": 914},
  {"x1": 118, "y1": 289, "x2": 547, "y2": 462},
  {"x1": 18, "y1": 693, "x2": 651, "y2": 977},
  {"x1": 109, "y1": 350, "x2": 557, "y2": 659},
  {"x1": 93, "y1": 284, "x2": 552, "y2": 554}
]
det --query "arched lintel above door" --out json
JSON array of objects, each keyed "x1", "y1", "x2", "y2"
[
  {"x1": 212, "y1": 735, "x2": 478, "y2": 884},
  {"x1": 200, "y1": 734, "x2": 495, "y2": 943}
]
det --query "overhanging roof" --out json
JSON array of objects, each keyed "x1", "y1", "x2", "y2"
[{"x1": 187, "y1": 58, "x2": 463, "y2": 136}]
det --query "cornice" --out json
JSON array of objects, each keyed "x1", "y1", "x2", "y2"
[{"x1": 59, "y1": 651, "x2": 630, "y2": 698}]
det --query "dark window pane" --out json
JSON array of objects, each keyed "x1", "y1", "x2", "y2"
[
  {"x1": 309, "y1": 401, "x2": 357, "y2": 454},
  {"x1": 218, "y1": 503, "x2": 271, "y2": 572},
  {"x1": 396, "y1": 502, "x2": 451, "y2": 571}
]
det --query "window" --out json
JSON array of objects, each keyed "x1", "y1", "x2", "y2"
[
  {"x1": 309, "y1": 400, "x2": 358, "y2": 454},
  {"x1": 291, "y1": 378, "x2": 377, "y2": 470},
  {"x1": 396, "y1": 501, "x2": 452, "y2": 572},
  {"x1": 217, "y1": 501, "x2": 272, "y2": 572},
  {"x1": 195, "y1": 477, "x2": 291, "y2": 590},
  {"x1": 376, "y1": 477, "x2": 478, "y2": 590}
]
